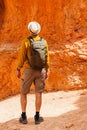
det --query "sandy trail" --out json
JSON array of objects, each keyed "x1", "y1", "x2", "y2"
[{"x1": 0, "y1": 89, "x2": 87, "y2": 130}]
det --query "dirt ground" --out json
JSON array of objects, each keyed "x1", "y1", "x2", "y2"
[{"x1": 0, "y1": 89, "x2": 87, "y2": 130}]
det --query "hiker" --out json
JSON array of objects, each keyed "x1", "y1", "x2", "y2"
[{"x1": 17, "y1": 21, "x2": 49, "y2": 124}]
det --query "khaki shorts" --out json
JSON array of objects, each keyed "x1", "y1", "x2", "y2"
[{"x1": 21, "y1": 68, "x2": 46, "y2": 94}]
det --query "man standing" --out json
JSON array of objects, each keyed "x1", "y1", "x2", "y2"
[{"x1": 17, "y1": 21, "x2": 49, "y2": 124}]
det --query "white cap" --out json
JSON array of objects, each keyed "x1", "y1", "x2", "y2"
[{"x1": 28, "y1": 21, "x2": 41, "y2": 35}]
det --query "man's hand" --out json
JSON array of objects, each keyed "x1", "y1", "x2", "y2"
[
  {"x1": 45, "y1": 69, "x2": 49, "y2": 79},
  {"x1": 17, "y1": 70, "x2": 21, "y2": 78}
]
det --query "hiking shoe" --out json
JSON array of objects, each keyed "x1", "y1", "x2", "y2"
[
  {"x1": 34, "y1": 115, "x2": 44, "y2": 124},
  {"x1": 34, "y1": 115, "x2": 40, "y2": 124},
  {"x1": 19, "y1": 115, "x2": 28, "y2": 124}
]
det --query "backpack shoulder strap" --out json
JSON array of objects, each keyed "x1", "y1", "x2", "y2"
[
  {"x1": 40, "y1": 37, "x2": 45, "y2": 42},
  {"x1": 27, "y1": 36, "x2": 34, "y2": 43},
  {"x1": 40, "y1": 37, "x2": 43, "y2": 40}
]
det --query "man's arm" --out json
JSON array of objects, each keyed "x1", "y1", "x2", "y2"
[
  {"x1": 17, "y1": 39, "x2": 27, "y2": 78},
  {"x1": 45, "y1": 40, "x2": 49, "y2": 79}
]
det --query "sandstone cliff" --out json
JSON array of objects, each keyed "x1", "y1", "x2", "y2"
[{"x1": 0, "y1": 0, "x2": 87, "y2": 99}]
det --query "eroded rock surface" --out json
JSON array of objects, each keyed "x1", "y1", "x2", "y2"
[{"x1": 0, "y1": 0, "x2": 87, "y2": 99}]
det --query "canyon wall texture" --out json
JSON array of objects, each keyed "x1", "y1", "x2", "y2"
[{"x1": 0, "y1": 0, "x2": 87, "y2": 99}]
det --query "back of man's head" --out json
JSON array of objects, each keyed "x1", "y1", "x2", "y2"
[{"x1": 28, "y1": 21, "x2": 41, "y2": 35}]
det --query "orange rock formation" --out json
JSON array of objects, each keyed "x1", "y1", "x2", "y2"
[{"x1": 0, "y1": 0, "x2": 87, "y2": 99}]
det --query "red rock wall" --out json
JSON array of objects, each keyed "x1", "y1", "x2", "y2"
[{"x1": 0, "y1": 0, "x2": 87, "y2": 99}]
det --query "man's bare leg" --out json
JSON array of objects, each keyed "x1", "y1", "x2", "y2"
[
  {"x1": 20, "y1": 93, "x2": 27, "y2": 112},
  {"x1": 19, "y1": 93, "x2": 27, "y2": 124},
  {"x1": 35, "y1": 92, "x2": 42, "y2": 124},
  {"x1": 35, "y1": 92, "x2": 42, "y2": 112}
]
